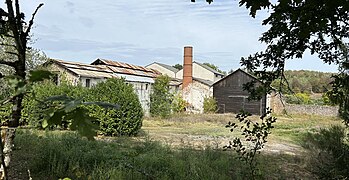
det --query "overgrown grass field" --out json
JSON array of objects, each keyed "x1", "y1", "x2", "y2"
[{"x1": 11, "y1": 113, "x2": 343, "y2": 179}]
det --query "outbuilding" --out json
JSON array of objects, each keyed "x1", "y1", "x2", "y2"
[{"x1": 213, "y1": 69, "x2": 267, "y2": 115}]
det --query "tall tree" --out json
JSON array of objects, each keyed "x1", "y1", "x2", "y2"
[
  {"x1": 0, "y1": 1, "x2": 44, "y2": 178},
  {"x1": 150, "y1": 75, "x2": 173, "y2": 118},
  {"x1": 197, "y1": 0, "x2": 349, "y2": 123}
]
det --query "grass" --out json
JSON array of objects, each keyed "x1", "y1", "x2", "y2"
[
  {"x1": 11, "y1": 113, "x2": 343, "y2": 179},
  {"x1": 143, "y1": 113, "x2": 343, "y2": 146},
  {"x1": 13, "y1": 130, "x2": 248, "y2": 179}
]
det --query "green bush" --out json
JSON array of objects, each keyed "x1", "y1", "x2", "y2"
[
  {"x1": 301, "y1": 125, "x2": 349, "y2": 179},
  {"x1": 285, "y1": 93, "x2": 311, "y2": 104},
  {"x1": 203, "y1": 96, "x2": 217, "y2": 113},
  {"x1": 87, "y1": 78, "x2": 143, "y2": 136},
  {"x1": 171, "y1": 93, "x2": 187, "y2": 113},
  {"x1": 22, "y1": 78, "x2": 143, "y2": 136},
  {"x1": 21, "y1": 81, "x2": 88, "y2": 127},
  {"x1": 150, "y1": 75, "x2": 172, "y2": 118}
]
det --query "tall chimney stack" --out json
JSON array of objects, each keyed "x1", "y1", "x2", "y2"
[{"x1": 182, "y1": 46, "x2": 193, "y2": 89}]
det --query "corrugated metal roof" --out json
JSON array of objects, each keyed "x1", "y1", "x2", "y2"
[
  {"x1": 193, "y1": 77, "x2": 214, "y2": 86},
  {"x1": 69, "y1": 68, "x2": 117, "y2": 78},
  {"x1": 91, "y1": 59, "x2": 161, "y2": 78},
  {"x1": 119, "y1": 73, "x2": 154, "y2": 83},
  {"x1": 51, "y1": 59, "x2": 116, "y2": 78}
]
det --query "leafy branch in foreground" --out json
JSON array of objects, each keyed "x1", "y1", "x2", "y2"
[{"x1": 224, "y1": 108, "x2": 276, "y2": 179}]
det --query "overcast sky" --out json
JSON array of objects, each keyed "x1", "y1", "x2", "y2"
[{"x1": 18, "y1": 0, "x2": 338, "y2": 72}]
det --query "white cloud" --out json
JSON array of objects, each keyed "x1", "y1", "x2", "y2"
[{"x1": 14, "y1": 0, "x2": 338, "y2": 72}]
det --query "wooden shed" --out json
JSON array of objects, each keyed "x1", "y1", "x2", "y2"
[{"x1": 213, "y1": 69, "x2": 266, "y2": 115}]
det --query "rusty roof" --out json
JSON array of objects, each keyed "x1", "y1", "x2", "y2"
[
  {"x1": 91, "y1": 59, "x2": 161, "y2": 78},
  {"x1": 50, "y1": 59, "x2": 117, "y2": 78}
]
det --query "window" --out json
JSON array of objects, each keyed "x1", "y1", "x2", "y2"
[
  {"x1": 145, "y1": 84, "x2": 148, "y2": 90},
  {"x1": 85, "y1": 79, "x2": 91, "y2": 88}
]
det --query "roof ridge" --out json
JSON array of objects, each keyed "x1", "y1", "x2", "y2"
[{"x1": 194, "y1": 61, "x2": 224, "y2": 75}]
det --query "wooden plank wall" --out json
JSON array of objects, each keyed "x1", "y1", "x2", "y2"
[{"x1": 213, "y1": 70, "x2": 266, "y2": 115}]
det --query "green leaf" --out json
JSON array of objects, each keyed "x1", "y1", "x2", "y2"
[
  {"x1": 45, "y1": 110, "x2": 65, "y2": 128},
  {"x1": 28, "y1": 70, "x2": 54, "y2": 83},
  {"x1": 65, "y1": 108, "x2": 98, "y2": 140},
  {"x1": 83, "y1": 101, "x2": 120, "y2": 109},
  {"x1": 63, "y1": 99, "x2": 82, "y2": 112},
  {"x1": 42, "y1": 119, "x2": 48, "y2": 128},
  {"x1": 45, "y1": 95, "x2": 74, "y2": 103}
]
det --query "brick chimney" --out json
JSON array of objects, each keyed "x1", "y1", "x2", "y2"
[{"x1": 182, "y1": 46, "x2": 193, "y2": 89}]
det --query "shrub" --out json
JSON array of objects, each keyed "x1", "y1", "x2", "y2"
[
  {"x1": 203, "y1": 96, "x2": 217, "y2": 113},
  {"x1": 87, "y1": 78, "x2": 143, "y2": 136},
  {"x1": 21, "y1": 81, "x2": 88, "y2": 127},
  {"x1": 150, "y1": 75, "x2": 172, "y2": 118},
  {"x1": 285, "y1": 93, "x2": 310, "y2": 104},
  {"x1": 22, "y1": 78, "x2": 143, "y2": 136},
  {"x1": 301, "y1": 125, "x2": 349, "y2": 179},
  {"x1": 171, "y1": 93, "x2": 187, "y2": 113}
]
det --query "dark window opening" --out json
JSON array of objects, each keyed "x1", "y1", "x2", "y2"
[
  {"x1": 86, "y1": 79, "x2": 91, "y2": 88},
  {"x1": 145, "y1": 84, "x2": 148, "y2": 90}
]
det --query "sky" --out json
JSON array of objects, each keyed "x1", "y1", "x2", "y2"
[{"x1": 17, "y1": 0, "x2": 338, "y2": 73}]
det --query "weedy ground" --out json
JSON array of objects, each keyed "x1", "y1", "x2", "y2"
[{"x1": 10, "y1": 113, "x2": 342, "y2": 179}]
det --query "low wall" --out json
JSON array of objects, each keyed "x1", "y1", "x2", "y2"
[{"x1": 284, "y1": 104, "x2": 339, "y2": 116}]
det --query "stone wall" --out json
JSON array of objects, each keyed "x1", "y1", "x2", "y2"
[
  {"x1": 269, "y1": 92, "x2": 339, "y2": 116},
  {"x1": 283, "y1": 104, "x2": 338, "y2": 116}
]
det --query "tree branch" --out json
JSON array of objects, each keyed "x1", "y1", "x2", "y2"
[
  {"x1": 0, "y1": 59, "x2": 15, "y2": 67},
  {"x1": 2, "y1": 34, "x2": 15, "y2": 39},
  {"x1": 14, "y1": 0, "x2": 22, "y2": 37},
  {"x1": 25, "y1": 3, "x2": 43, "y2": 36},
  {"x1": 5, "y1": 51, "x2": 18, "y2": 56},
  {"x1": 0, "y1": 43, "x2": 17, "y2": 49}
]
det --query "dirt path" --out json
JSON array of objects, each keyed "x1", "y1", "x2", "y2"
[{"x1": 142, "y1": 131, "x2": 304, "y2": 155}]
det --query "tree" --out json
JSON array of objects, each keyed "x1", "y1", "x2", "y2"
[
  {"x1": 172, "y1": 64, "x2": 183, "y2": 70},
  {"x1": 202, "y1": 62, "x2": 226, "y2": 74},
  {"x1": 0, "y1": 1, "x2": 45, "y2": 178},
  {"x1": 197, "y1": 0, "x2": 349, "y2": 123},
  {"x1": 196, "y1": 0, "x2": 349, "y2": 177},
  {"x1": 0, "y1": 37, "x2": 48, "y2": 110},
  {"x1": 0, "y1": 1, "x2": 115, "y2": 178},
  {"x1": 150, "y1": 75, "x2": 173, "y2": 118}
]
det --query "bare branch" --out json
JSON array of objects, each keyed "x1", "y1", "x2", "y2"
[
  {"x1": 0, "y1": 43, "x2": 16, "y2": 49},
  {"x1": 25, "y1": 3, "x2": 44, "y2": 36},
  {"x1": 0, "y1": 59, "x2": 15, "y2": 67},
  {"x1": 3, "y1": 34, "x2": 15, "y2": 39},
  {"x1": 5, "y1": 51, "x2": 18, "y2": 56}
]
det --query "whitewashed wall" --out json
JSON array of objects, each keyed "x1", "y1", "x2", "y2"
[{"x1": 182, "y1": 81, "x2": 212, "y2": 113}]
